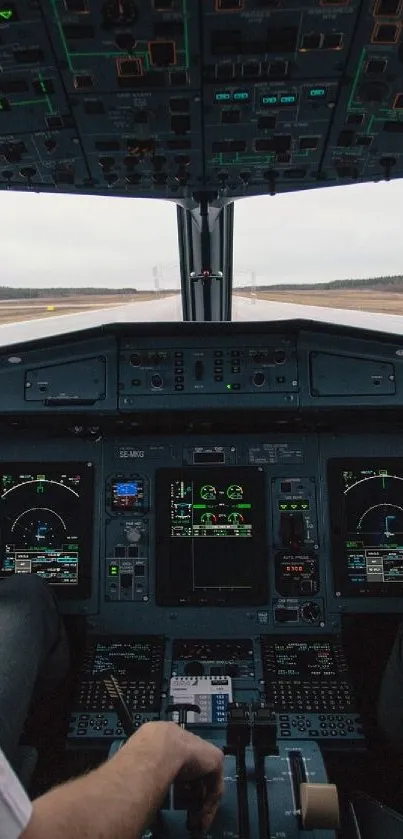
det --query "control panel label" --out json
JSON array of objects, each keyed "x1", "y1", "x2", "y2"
[{"x1": 118, "y1": 448, "x2": 145, "y2": 459}]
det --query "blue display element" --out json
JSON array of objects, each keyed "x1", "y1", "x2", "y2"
[{"x1": 116, "y1": 482, "x2": 139, "y2": 496}]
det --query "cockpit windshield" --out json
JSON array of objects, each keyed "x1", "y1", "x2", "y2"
[
  {"x1": 232, "y1": 179, "x2": 403, "y2": 327},
  {"x1": 0, "y1": 192, "x2": 181, "y2": 326},
  {"x1": 1, "y1": 180, "x2": 403, "y2": 328}
]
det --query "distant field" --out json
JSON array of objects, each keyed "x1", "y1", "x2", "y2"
[
  {"x1": 0, "y1": 292, "x2": 175, "y2": 325},
  {"x1": 236, "y1": 289, "x2": 403, "y2": 315}
]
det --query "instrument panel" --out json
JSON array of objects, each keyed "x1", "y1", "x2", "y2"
[
  {"x1": 0, "y1": 322, "x2": 402, "y2": 628},
  {"x1": 1, "y1": 436, "x2": 403, "y2": 632}
]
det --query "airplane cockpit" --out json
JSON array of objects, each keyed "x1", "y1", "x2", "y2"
[{"x1": 1, "y1": 1, "x2": 403, "y2": 837}]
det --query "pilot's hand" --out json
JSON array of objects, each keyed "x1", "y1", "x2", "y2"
[{"x1": 176, "y1": 728, "x2": 224, "y2": 835}]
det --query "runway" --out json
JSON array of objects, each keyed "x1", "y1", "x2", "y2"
[{"x1": 1, "y1": 294, "x2": 403, "y2": 348}]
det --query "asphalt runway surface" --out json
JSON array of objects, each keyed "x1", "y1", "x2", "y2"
[{"x1": 0, "y1": 294, "x2": 403, "y2": 348}]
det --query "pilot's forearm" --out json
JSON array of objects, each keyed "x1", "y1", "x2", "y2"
[{"x1": 22, "y1": 722, "x2": 186, "y2": 839}]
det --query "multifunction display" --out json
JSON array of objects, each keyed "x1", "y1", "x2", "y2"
[
  {"x1": 156, "y1": 467, "x2": 267, "y2": 606},
  {"x1": 111, "y1": 479, "x2": 145, "y2": 511},
  {"x1": 271, "y1": 639, "x2": 339, "y2": 679},
  {"x1": 170, "y1": 476, "x2": 253, "y2": 538},
  {"x1": 0, "y1": 463, "x2": 93, "y2": 598},
  {"x1": 329, "y1": 459, "x2": 403, "y2": 597}
]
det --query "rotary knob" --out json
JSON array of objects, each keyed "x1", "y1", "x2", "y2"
[
  {"x1": 252, "y1": 371, "x2": 266, "y2": 387},
  {"x1": 125, "y1": 522, "x2": 146, "y2": 543},
  {"x1": 151, "y1": 373, "x2": 163, "y2": 389},
  {"x1": 300, "y1": 602, "x2": 321, "y2": 624}
]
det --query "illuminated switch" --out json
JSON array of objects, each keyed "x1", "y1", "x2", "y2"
[
  {"x1": 337, "y1": 130, "x2": 354, "y2": 146},
  {"x1": 221, "y1": 109, "x2": 240, "y2": 123},
  {"x1": 74, "y1": 74, "x2": 93, "y2": 88},
  {"x1": 215, "y1": 64, "x2": 234, "y2": 80},
  {"x1": 299, "y1": 136, "x2": 319, "y2": 150},
  {"x1": 307, "y1": 86, "x2": 327, "y2": 100},
  {"x1": 243, "y1": 61, "x2": 260, "y2": 77},
  {"x1": 366, "y1": 59, "x2": 387, "y2": 74},
  {"x1": 258, "y1": 115, "x2": 276, "y2": 129},
  {"x1": 116, "y1": 58, "x2": 143, "y2": 77},
  {"x1": 169, "y1": 98, "x2": 189, "y2": 113},
  {"x1": 268, "y1": 61, "x2": 288, "y2": 78},
  {"x1": 355, "y1": 135, "x2": 372, "y2": 146},
  {"x1": 149, "y1": 41, "x2": 176, "y2": 66},
  {"x1": 322, "y1": 32, "x2": 343, "y2": 49},
  {"x1": 0, "y1": 4, "x2": 18, "y2": 21},
  {"x1": 301, "y1": 33, "x2": 321, "y2": 50},
  {"x1": 171, "y1": 115, "x2": 190, "y2": 133},
  {"x1": 346, "y1": 113, "x2": 364, "y2": 125},
  {"x1": 375, "y1": 0, "x2": 402, "y2": 14},
  {"x1": 216, "y1": 0, "x2": 244, "y2": 8},
  {"x1": 372, "y1": 23, "x2": 400, "y2": 42},
  {"x1": 279, "y1": 93, "x2": 297, "y2": 106}
]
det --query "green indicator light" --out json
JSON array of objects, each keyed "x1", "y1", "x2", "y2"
[
  {"x1": 261, "y1": 95, "x2": 277, "y2": 106},
  {"x1": 193, "y1": 504, "x2": 207, "y2": 509},
  {"x1": 280, "y1": 95, "x2": 296, "y2": 105},
  {"x1": 226, "y1": 384, "x2": 232, "y2": 390},
  {"x1": 215, "y1": 91, "x2": 231, "y2": 102},
  {"x1": 237, "y1": 503, "x2": 251, "y2": 509},
  {"x1": 233, "y1": 91, "x2": 249, "y2": 101},
  {"x1": 109, "y1": 565, "x2": 119, "y2": 576},
  {"x1": 0, "y1": 8, "x2": 14, "y2": 20},
  {"x1": 309, "y1": 87, "x2": 326, "y2": 98}
]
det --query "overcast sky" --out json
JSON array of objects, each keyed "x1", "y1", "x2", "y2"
[{"x1": 1, "y1": 178, "x2": 402, "y2": 289}]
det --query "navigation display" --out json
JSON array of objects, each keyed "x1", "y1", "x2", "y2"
[
  {"x1": 156, "y1": 467, "x2": 267, "y2": 606},
  {"x1": 329, "y1": 459, "x2": 403, "y2": 597},
  {"x1": 0, "y1": 463, "x2": 93, "y2": 598}
]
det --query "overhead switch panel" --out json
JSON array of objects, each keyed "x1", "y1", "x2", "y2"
[{"x1": 0, "y1": 0, "x2": 402, "y2": 198}]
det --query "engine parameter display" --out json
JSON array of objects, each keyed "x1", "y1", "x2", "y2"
[
  {"x1": 329, "y1": 459, "x2": 403, "y2": 597},
  {"x1": 0, "y1": 463, "x2": 93, "y2": 598},
  {"x1": 156, "y1": 467, "x2": 267, "y2": 606}
]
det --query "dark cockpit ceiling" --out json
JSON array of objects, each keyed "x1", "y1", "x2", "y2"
[{"x1": 0, "y1": 0, "x2": 402, "y2": 202}]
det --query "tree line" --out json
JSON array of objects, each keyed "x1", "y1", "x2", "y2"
[
  {"x1": 237, "y1": 275, "x2": 403, "y2": 292},
  {"x1": 0, "y1": 287, "x2": 141, "y2": 299}
]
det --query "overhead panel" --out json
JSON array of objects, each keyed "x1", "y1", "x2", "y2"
[{"x1": 0, "y1": 1, "x2": 402, "y2": 199}]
